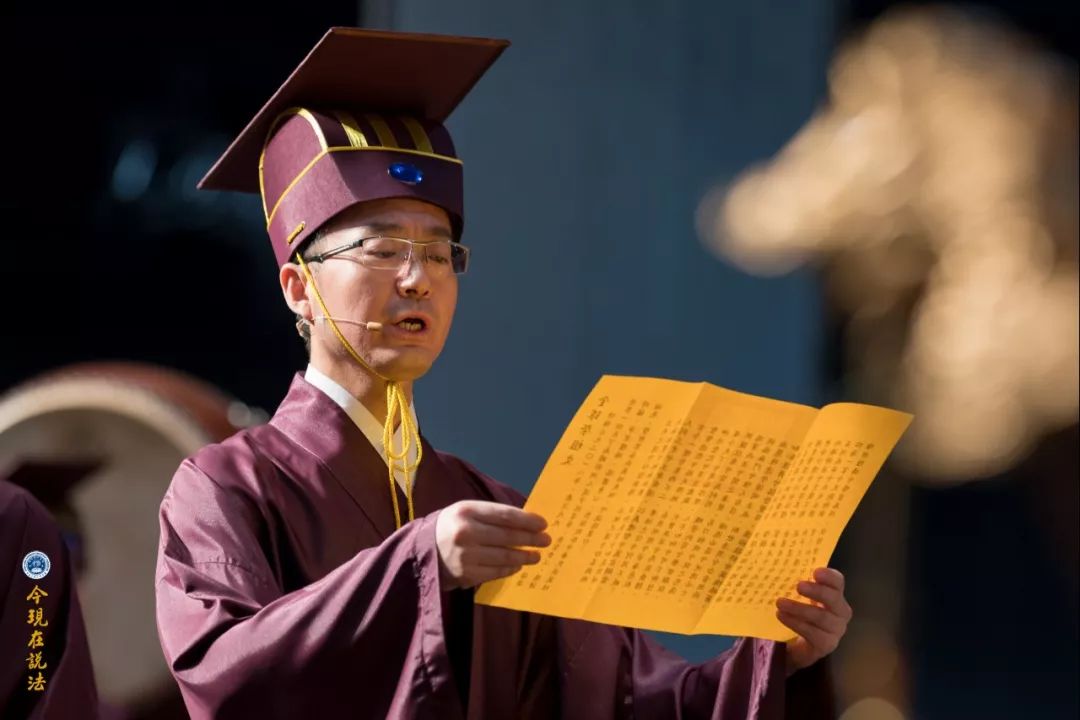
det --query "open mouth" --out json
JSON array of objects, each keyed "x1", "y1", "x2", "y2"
[{"x1": 394, "y1": 317, "x2": 427, "y2": 333}]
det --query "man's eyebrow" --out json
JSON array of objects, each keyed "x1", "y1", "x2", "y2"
[{"x1": 367, "y1": 221, "x2": 452, "y2": 239}]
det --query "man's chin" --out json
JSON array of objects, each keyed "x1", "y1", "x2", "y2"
[{"x1": 370, "y1": 348, "x2": 437, "y2": 382}]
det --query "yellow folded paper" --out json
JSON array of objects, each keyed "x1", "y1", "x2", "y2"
[{"x1": 475, "y1": 375, "x2": 912, "y2": 641}]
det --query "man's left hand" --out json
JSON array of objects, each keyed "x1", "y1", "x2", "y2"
[{"x1": 776, "y1": 567, "x2": 852, "y2": 675}]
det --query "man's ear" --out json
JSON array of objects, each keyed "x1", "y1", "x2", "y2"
[{"x1": 280, "y1": 262, "x2": 312, "y2": 320}]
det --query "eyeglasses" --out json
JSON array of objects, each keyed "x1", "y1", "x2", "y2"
[{"x1": 302, "y1": 236, "x2": 470, "y2": 276}]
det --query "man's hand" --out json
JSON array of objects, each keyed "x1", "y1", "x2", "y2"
[
  {"x1": 435, "y1": 501, "x2": 551, "y2": 590},
  {"x1": 776, "y1": 567, "x2": 852, "y2": 675}
]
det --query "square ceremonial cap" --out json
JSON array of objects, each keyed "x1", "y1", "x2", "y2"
[{"x1": 198, "y1": 27, "x2": 509, "y2": 265}]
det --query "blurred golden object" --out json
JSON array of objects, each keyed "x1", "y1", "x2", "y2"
[
  {"x1": 839, "y1": 697, "x2": 907, "y2": 720},
  {"x1": 701, "y1": 6, "x2": 1079, "y2": 482}
]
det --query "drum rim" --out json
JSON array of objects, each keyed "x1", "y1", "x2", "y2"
[{"x1": 0, "y1": 361, "x2": 244, "y2": 458}]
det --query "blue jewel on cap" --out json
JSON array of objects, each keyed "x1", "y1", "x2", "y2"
[{"x1": 388, "y1": 162, "x2": 424, "y2": 185}]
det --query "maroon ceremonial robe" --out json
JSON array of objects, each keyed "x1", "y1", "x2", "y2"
[
  {"x1": 0, "y1": 480, "x2": 99, "y2": 720},
  {"x1": 155, "y1": 375, "x2": 832, "y2": 718}
]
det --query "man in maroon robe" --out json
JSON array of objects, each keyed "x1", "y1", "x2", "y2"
[
  {"x1": 155, "y1": 27, "x2": 850, "y2": 718},
  {"x1": 1, "y1": 464, "x2": 99, "y2": 719}
]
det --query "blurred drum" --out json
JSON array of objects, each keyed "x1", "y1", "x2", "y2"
[{"x1": 0, "y1": 363, "x2": 256, "y2": 717}]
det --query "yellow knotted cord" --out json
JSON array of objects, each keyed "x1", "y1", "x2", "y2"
[
  {"x1": 384, "y1": 382, "x2": 419, "y2": 523},
  {"x1": 297, "y1": 253, "x2": 423, "y2": 529}
]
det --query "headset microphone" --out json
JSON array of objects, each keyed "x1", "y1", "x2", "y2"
[{"x1": 314, "y1": 316, "x2": 383, "y2": 331}]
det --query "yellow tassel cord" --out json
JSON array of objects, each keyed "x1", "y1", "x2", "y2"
[{"x1": 297, "y1": 254, "x2": 423, "y2": 529}]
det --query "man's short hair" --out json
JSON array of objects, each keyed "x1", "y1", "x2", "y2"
[{"x1": 293, "y1": 226, "x2": 335, "y2": 355}]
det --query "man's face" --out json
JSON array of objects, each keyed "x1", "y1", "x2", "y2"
[{"x1": 292, "y1": 197, "x2": 458, "y2": 382}]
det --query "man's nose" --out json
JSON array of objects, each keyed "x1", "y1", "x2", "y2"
[{"x1": 396, "y1": 252, "x2": 433, "y2": 297}]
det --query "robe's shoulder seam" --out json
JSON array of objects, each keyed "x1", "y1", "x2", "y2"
[
  {"x1": 186, "y1": 432, "x2": 278, "y2": 492},
  {"x1": 191, "y1": 558, "x2": 261, "y2": 569},
  {"x1": 190, "y1": 558, "x2": 274, "y2": 586}
]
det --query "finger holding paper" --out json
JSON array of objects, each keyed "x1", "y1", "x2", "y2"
[
  {"x1": 436, "y1": 500, "x2": 551, "y2": 589},
  {"x1": 776, "y1": 567, "x2": 853, "y2": 674}
]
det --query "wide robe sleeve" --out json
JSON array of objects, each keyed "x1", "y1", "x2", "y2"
[
  {"x1": 0, "y1": 482, "x2": 99, "y2": 720},
  {"x1": 556, "y1": 614, "x2": 835, "y2": 719},
  {"x1": 154, "y1": 459, "x2": 456, "y2": 719}
]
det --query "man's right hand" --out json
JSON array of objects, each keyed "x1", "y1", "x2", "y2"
[{"x1": 435, "y1": 500, "x2": 551, "y2": 590}]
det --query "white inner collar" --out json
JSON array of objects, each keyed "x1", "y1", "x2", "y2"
[{"x1": 304, "y1": 363, "x2": 420, "y2": 490}]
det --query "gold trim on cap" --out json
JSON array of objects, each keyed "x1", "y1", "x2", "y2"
[
  {"x1": 285, "y1": 221, "x2": 306, "y2": 245},
  {"x1": 335, "y1": 111, "x2": 370, "y2": 148},
  {"x1": 399, "y1": 116, "x2": 434, "y2": 154},
  {"x1": 364, "y1": 114, "x2": 398, "y2": 148},
  {"x1": 259, "y1": 108, "x2": 329, "y2": 221},
  {"x1": 265, "y1": 145, "x2": 463, "y2": 229}
]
